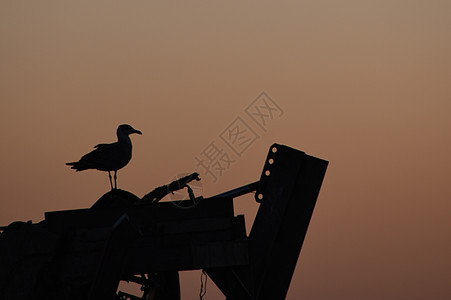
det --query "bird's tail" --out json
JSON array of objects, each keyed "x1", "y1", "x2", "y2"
[{"x1": 66, "y1": 162, "x2": 88, "y2": 171}]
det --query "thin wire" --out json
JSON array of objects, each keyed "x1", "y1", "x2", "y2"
[{"x1": 200, "y1": 269, "x2": 208, "y2": 299}]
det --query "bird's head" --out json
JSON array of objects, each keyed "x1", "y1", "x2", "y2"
[{"x1": 117, "y1": 124, "x2": 143, "y2": 137}]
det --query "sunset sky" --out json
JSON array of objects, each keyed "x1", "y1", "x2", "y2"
[{"x1": 1, "y1": 1, "x2": 450, "y2": 299}]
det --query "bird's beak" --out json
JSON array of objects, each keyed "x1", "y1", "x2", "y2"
[{"x1": 134, "y1": 129, "x2": 143, "y2": 135}]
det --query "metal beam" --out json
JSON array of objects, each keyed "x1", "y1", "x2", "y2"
[{"x1": 207, "y1": 144, "x2": 328, "y2": 300}]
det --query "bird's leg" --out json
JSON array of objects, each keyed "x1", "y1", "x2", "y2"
[
  {"x1": 114, "y1": 170, "x2": 118, "y2": 189},
  {"x1": 108, "y1": 171, "x2": 114, "y2": 190}
]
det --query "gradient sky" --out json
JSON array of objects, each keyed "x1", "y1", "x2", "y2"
[{"x1": 1, "y1": 1, "x2": 450, "y2": 299}]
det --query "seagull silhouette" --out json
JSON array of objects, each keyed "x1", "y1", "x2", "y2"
[{"x1": 66, "y1": 124, "x2": 142, "y2": 190}]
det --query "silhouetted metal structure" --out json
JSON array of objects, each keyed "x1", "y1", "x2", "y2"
[{"x1": 0, "y1": 144, "x2": 328, "y2": 300}]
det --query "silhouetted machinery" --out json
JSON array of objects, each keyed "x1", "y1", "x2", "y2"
[{"x1": 0, "y1": 144, "x2": 328, "y2": 300}]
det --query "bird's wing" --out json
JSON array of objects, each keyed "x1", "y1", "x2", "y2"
[
  {"x1": 94, "y1": 143, "x2": 112, "y2": 149},
  {"x1": 78, "y1": 142, "x2": 131, "y2": 171}
]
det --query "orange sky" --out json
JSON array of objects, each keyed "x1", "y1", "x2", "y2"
[{"x1": 1, "y1": 1, "x2": 450, "y2": 299}]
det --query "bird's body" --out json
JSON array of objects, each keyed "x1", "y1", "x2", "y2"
[
  {"x1": 66, "y1": 124, "x2": 142, "y2": 189},
  {"x1": 68, "y1": 138, "x2": 133, "y2": 172}
]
